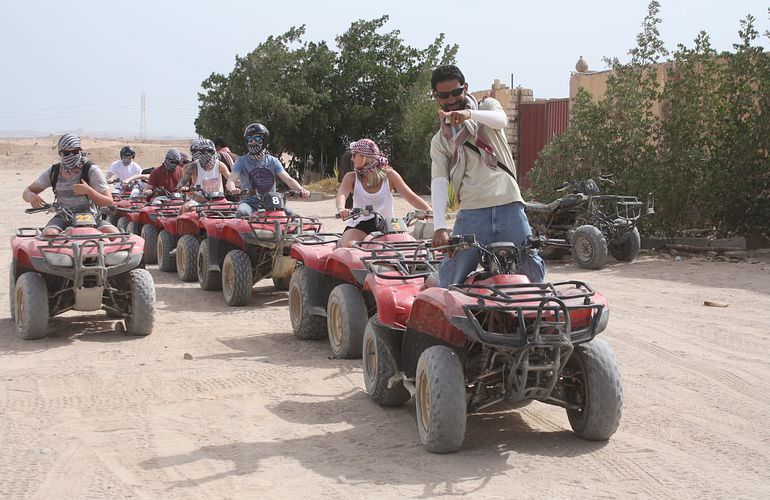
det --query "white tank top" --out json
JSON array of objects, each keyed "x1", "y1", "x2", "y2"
[
  {"x1": 196, "y1": 161, "x2": 223, "y2": 194},
  {"x1": 347, "y1": 173, "x2": 394, "y2": 228}
]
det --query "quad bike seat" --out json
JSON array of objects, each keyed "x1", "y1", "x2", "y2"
[{"x1": 525, "y1": 194, "x2": 586, "y2": 215}]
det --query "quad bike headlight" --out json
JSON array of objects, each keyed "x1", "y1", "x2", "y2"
[
  {"x1": 104, "y1": 250, "x2": 129, "y2": 266},
  {"x1": 43, "y1": 251, "x2": 74, "y2": 267}
]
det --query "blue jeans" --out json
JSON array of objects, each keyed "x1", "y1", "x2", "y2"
[
  {"x1": 237, "y1": 196, "x2": 296, "y2": 217},
  {"x1": 438, "y1": 201, "x2": 545, "y2": 287}
]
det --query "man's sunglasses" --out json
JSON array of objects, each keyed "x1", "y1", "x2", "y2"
[
  {"x1": 433, "y1": 87, "x2": 465, "y2": 99},
  {"x1": 245, "y1": 135, "x2": 264, "y2": 144},
  {"x1": 191, "y1": 148, "x2": 214, "y2": 154},
  {"x1": 60, "y1": 148, "x2": 81, "y2": 157},
  {"x1": 166, "y1": 160, "x2": 179, "y2": 166}
]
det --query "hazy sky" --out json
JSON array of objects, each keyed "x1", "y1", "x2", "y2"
[{"x1": 1, "y1": 0, "x2": 767, "y2": 138}]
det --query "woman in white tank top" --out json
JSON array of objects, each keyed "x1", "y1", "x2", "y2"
[
  {"x1": 179, "y1": 154, "x2": 234, "y2": 213},
  {"x1": 335, "y1": 139, "x2": 432, "y2": 248}
]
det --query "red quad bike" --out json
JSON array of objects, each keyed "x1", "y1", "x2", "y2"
[
  {"x1": 173, "y1": 187, "x2": 238, "y2": 288},
  {"x1": 214, "y1": 191, "x2": 322, "y2": 306},
  {"x1": 121, "y1": 187, "x2": 185, "y2": 266},
  {"x1": 113, "y1": 185, "x2": 148, "y2": 233},
  {"x1": 288, "y1": 207, "x2": 432, "y2": 358},
  {"x1": 362, "y1": 234, "x2": 621, "y2": 453},
  {"x1": 9, "y1": 204, "x2": 156, "y2": 340}
]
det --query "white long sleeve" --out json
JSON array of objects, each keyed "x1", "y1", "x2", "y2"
[
  {"x1": 468, "y1": 108, "x2": 507, "y2": 129},
  {"x1": 430, "y1": 176, "x2": 449, "y2": 229}
]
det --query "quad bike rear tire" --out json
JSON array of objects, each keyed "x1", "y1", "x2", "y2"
[
  {"x1": 564, "y1": 338, "x2": 623, "y2": 440},
  {"x1": 140, "y1": 224, "x2": 159, "y2": 265},
  {"x1": 571, "y1": 225, "x2": 608, "y2": 270},
  {"x1": 610, "y1": 227, "x2": 641, "y2": 262},
  {"x1": 14, "y1": 272, "x2": 49, "y2": 340},
  {"x1": 197, "y1": 239, "x2": 222, "y2": 291},
  {"x1": 176, "y1": 235, "x2": 200, "y2": 282},
  {"x1": 327, "y1": 283, "x2": 368, "y2": 358},
  {"x1": 157, "y1": 230, "x2": 177, "y2": 272},
  {"x1": 124, "y1": 269, "x2": 156, "y2": 336},
  {"x1": 363, "y1": 316, "x2": 410, "y2": 406},
  {"x1": 288, "y1": 265, "x2": 327, "y2": 340},
  {"x1": 222, "y1": 249, "x2": 253, "y2": 306},
  {"x1": 117, "y1": 216, "x2": 129, "y2": 232},
  {"x1": 272, "y1": 276, "x2": 290, "y2": 291},
  {"x1": 415, "y1": 345, "x2": 466, "y2": 453}
]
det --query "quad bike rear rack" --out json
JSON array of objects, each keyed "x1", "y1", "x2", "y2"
[{"x1": 360, "y1": 242, "x2": 443, "y2": 281}]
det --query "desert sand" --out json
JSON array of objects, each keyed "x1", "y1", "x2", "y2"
[{"x1": 1, "y1": 136, "x2": 769, "y2": 499}]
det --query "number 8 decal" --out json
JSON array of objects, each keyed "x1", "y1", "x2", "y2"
[{"x1": 272, "y1": 196, "x2": 280, "y2": 206}]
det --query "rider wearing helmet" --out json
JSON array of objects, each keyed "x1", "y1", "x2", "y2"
[
  {"x1": 106, "y1": 145, "x2": 143, "y2": 183},
  {"x1": 22, "y1": 133, "x2": 117, "y2": 236},
  {"x1": 229, "y1": 122, "x2": 309, "y2": 217}
]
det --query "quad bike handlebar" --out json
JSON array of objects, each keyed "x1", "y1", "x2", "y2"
[{"x1": 556, "y1": 174, "x2": 615, "y2": 194}]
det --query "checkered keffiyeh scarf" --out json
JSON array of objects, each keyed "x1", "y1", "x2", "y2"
[
  {"x1": 349, "y1": 139, "x2": 389, "y2": 173},
  {"x1": 57, "y1": 133, "x2": 84, "y2": 172}
]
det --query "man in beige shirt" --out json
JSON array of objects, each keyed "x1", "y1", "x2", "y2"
[{"x1": 429, "y1": 64, "x2": 544, "y2": 286}]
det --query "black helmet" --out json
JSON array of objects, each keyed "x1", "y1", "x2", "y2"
[
  {"x1": 120, "y1": 145, "x2": 135, "y2": 158},
  {"x1": 244, "y1": 122, "x2": 268, "y2": 141}
]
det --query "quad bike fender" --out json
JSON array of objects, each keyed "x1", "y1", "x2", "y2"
[
  {"x1": 176, "y1": 212, "x2": 200, "y2": 236},
  {"x1": 289, "y1": 241, "x2": 335, "y2": 272},
  {"x1": 323, "y1": 248, "x2": 365, "y2": 284},
  {"x1": 364, "y1": 274, "x2": 426, "y2": 328},
  {"x1": 405, "y1": 289, "x2": 468, "y2": 347}
]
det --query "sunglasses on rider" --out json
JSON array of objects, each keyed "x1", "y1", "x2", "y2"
[
  {"x1": 60, "y1": 148, "x2": 81, "y2": 157},
  {"x1": 433, "y1": 87, "x2": 465, "y2": 99},
  {"x1": 191, "y1": 148, "x2": 214, "y2": 154},
  {"x1": 166, "y1": 160, "x2": 179, "y2": 166},
  {"x1": 245, "y1": 134, "x2": 264, "y2": 144}
]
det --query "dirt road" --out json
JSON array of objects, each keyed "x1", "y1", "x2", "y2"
[{"x1": 2, "y1": 137, "x2": 769, "y2": 499}]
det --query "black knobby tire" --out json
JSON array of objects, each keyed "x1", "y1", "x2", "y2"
[
  {"x1": 140, "y1": 224, "x2": 159, "y2": 265},
  {"x1": 124, "y1": 269, "x2": 156, "y2": 336},
  {"x1": 197, "y1": 239, "x2": 222, "y2": 291},
  {"x1": 157, "y1": 231, "x2": 177, "y2": 272},
  {"x1": 116, "y1": 216, "x2": 129, "y2": 232},
  {"x1": 415, "y1": 345, "x2": 467, "y2": 453},
  {"x1": 610, "y1": 227, "x2": 641, "y2": 262},
  {"x1": 272, "y1": 276, "x2": 290, "y2": 291},
  {"x1": 176, "y1": 235, "x2": 199, "y2": 282},
  {"x1": 222, "y1": 249, "x2": 253, "y2": 306},
  {"x1": 9, "y1": 259, "x2": 17, "y2": 320},
  {"x1": 564, "y1": 338, "x2": 623, "y2": 440},
  {"x1": 571, "y1": 225, "x2": 608, "y2": 270},
  {"x1": 363, "y1": 316, "x2": 410, "y2": 406},
  {"x1": 288, "y1": 265, "x2": 327, "y2": 340},
  {"x1": 14, "y1": 272, "x2": 49, "y2": 340},
  {"x1": 326, "y1": 283, "x2": 368, "y2": 358}
]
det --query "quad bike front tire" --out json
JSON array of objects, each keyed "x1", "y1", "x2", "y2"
[
  {"x1": 124, "y1": 269, "x2": 156, "y2": 336},
  {"x1": 14, "y1": 272, "x2": 49, "y2": 340},
  {"x1": 571, "y1": 225, "x2": 608, "y2": 270},
  {"x1": 222, "y1": 249, "x2": 253, "y2": 306},
  {"x1": 197, "y1": 239, "x2": 222, "y2": 291},
  {"x1": 140, "y1": 224, "x2": 159, "y2": 265},
  {"x1": 157, "y1": 230, "x2": 177, "y2": 272},
  {"x1": 363, "y1": 316, "x2": 410, "y2": 406},
  {"x1": 176, "y1": 235, "x2": 200, "y2": 282},
  {"x1": 415, "y1": 345, "x2": 466, "y2": 453},
  {"x1": 610, "y1": 227, "x2": 641, "y2": 262},
  {"x1": 288, "y1": 265, "x2": 327, "y2": 340},
  {"x1": 563, "y1": 338, "x2": 623, "y2": 440},
  {"x1": 327, "y1": 283, "x2": 368, "y2": 358}
]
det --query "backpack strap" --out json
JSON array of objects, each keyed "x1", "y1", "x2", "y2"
[
  {"x1": 463, "y1": 141, "x2": 517, "y2": 181},
  {"x1": 49, "y1": 160, "x2": 94, "y2": 194}
]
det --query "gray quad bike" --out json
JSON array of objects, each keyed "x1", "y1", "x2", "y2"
[{"x1": 525, "y1": 174, "x2": 654, "y2": 269}]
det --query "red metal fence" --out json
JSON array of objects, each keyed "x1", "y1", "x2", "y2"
[{"x1": 517, "y1": 98, "x2": 570, "y2": 188}]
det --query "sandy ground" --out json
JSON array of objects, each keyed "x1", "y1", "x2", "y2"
[{"x1": 2, "y1": 137, "x2": 770, "y2": 499}]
